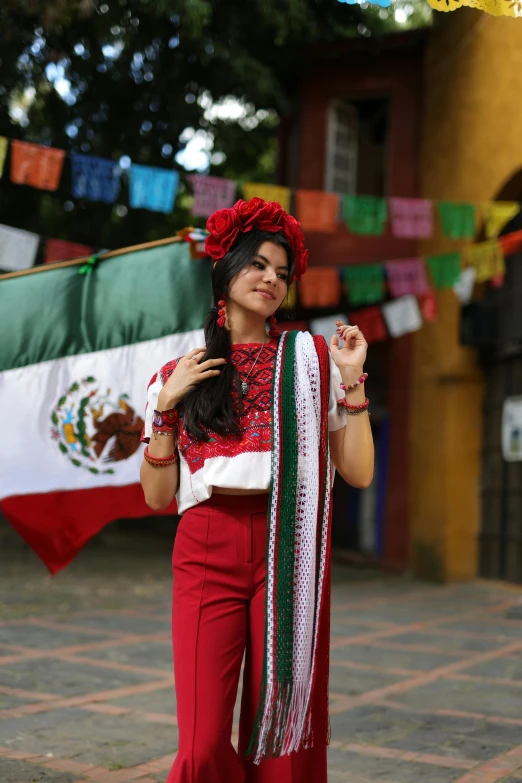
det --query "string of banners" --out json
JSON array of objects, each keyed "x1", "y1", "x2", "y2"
[
  {"x1": 278, "y1": 231, "x2": 522, "y2": 345},
  {"x1": 0, "y1": 223, "x2": 207, "y2": 273},
  {"x1": 0, "y1": 136, "x2": 521, "y2": 242},
  {"x1": 1, "y1": 210, "x2": 521, "y2": 346}
]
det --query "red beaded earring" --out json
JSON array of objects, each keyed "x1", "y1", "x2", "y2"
[
  {"x1": 269, "y1": 314, "x2": 281, "y2": 338},
  {"x1": 216, "y1": 299, "x2": 226, "y2": 328}
]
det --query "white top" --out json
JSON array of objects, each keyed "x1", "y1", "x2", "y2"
[{"x1": 143, "y1": 341, "x2": 347, "y2": 515}]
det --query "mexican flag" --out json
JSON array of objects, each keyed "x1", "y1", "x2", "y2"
[{"x1": 0, "y1": 239, "x2": 209, "y2": 573}]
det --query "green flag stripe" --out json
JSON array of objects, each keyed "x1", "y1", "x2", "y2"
[
  {"x1": 0, "y1": 242, "x2": 211, "y2": 373},
  {"x1": 275, "y1": 330, "x2": 298, "y2": 683}
]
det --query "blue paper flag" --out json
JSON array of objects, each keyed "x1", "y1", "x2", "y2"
[
  {"x1": 338, "y1": 0, "x2": 391, "y2": 6},
  {"x1": 129, "y1": 165, "x2": 179, "y2": 214},
  {"x1": 71, "y1": 154, "x2": 122, "y2": 204}
]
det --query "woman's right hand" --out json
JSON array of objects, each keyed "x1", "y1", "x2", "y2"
[{"x1": 157, "y1": 347, "x2": 226, "y2": 410}]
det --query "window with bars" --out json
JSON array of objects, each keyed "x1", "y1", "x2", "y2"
[
  {"x1": 324, "y1": 99, "x2": 358, "y2": 195},
  {"x1": 324, "y1": 97, "x2": 389, "y2": 197}
]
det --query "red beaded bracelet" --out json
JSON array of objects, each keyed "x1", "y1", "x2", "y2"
[
  {"x1": 144, "y1": 446, "x2": 178, "y2": 467},
  {"x1": 340, "y1": 373, "x2": 368, "y2": 392},
  {"x1": 337, "y1": 396, "x2": 370, "y2": 411}
]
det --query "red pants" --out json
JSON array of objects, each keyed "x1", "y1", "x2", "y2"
[{"x1": 166, "y1": 493, "x2": 327, "y2": 783}]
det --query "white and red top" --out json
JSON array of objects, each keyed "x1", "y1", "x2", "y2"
[{"x1": 142, "y1": 337, "x2": 347, "y2": 515}]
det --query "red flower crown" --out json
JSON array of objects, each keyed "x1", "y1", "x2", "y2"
[{"x1": 204, "y1": 197, "x2": 309, "y2": 280}]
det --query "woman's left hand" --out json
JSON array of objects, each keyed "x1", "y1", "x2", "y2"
[{"x1": 329, "y1": 320, "x2": 368, "y2": 375}]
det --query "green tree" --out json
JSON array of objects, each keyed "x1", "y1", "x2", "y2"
[{"x1": 0, "y1": 0, "x2": 430, "y2": 255}]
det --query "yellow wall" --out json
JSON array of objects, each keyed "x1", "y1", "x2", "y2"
[{"x1": 411, "y1": 11, "x2": 522, "y2": 581}]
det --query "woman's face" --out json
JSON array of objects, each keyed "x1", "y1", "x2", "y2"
[{"x1": 227, "y1": 241, "x2": 289, "y2": 317}]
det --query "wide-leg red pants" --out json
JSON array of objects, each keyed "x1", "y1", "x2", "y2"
[{"x1": 165, "y1": 493, "x2": 328, "y2": 783}]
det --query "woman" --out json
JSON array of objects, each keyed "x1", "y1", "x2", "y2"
[{"x1": 140, "y1": 197, "x2": 374, "y2": 783}]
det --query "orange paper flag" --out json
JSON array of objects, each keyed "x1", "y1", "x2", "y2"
[
  {"x1": 10, "y1": 140, "x2": 65, "y2": 191},
  {"x1": 298, "y1": 267, "x2": 341, "y2": 308},
  {"x1": 294, "y1": 190, "x2": 340, "y2": 233}
]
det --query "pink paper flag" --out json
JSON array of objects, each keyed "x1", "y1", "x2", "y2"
[
  {"x1": 188, "y1": 175, "x2": 236, "y2": 218},
  {"x1": 386, "y1": 259, "x2": 430, "y2": 298},
  {"x1": 389, "y1": 198, "x2": 433, "y2": 239}
]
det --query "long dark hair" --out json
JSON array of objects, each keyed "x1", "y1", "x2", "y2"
[{"x1": 182, "y1": 228, "x2": 295, "y2": 441}]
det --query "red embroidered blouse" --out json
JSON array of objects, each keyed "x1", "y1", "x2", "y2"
[{"x1": 142, "y1": 339, "x2": 346, "y2": 514}]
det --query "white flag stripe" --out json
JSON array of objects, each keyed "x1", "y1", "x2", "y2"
[{"x1": 0, "y1": 329, "x2": 203, "y2": 499}]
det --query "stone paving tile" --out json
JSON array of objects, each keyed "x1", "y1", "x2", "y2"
[
  {"x1": 325, "y1": 749, "x2": 463, "y2": 783},
  {"x1": 385, "y1": 630, "x2": 510, "y2": 652},
  {"x1": 330, "y1": 622, "x2": 388, "y2": 637},
  {"x1": 111, "y1": 686, "x2": 176, "y2": 716},
  {"x1": 332, "y1": 704, "x2": 519, "y2": 761},
  {"x1": 1, "y1": 710, "x2": 178, "y2": 768},
  {"x1": 334, "y1": 607, "x2": 462, "y2": 625},
  {"x1": 0, "y1": 707, "x2": 93, "y2": 745},
  {"x1": 438, "y1": 619, "x2": 522, "y2": 639},
  {"x1": 0, "y1": 691, "x2": 35, "y2": 709},
  {"x1": 463, "y1": 654, "x2": 522, "y2": 679},
  {"x1": 0, "y1": 658, "x2": 153, "y2": 696},
  {"x1": 0, "y1": 758, "x2": 79, "y2": 783},
  {"x1": 84, "y1": 641, "x2": 173, "y2": 669},
  {"x1": 330, "y1": 642, "x2": 464, "y2": 670},
  {"x1": 329, "y1": 668, "x2": 409, "y2": 696},
  {"x1": 391, "y1": 677, "x2": 522, "y2": 718},
  {"x1": 0, "y1": 625, "x2": 111, "y2": 650}
]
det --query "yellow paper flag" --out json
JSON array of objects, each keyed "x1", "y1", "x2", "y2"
[
  {"x1": 427, "y1": 0, "x2": 521, "y2": 17},
  {"x1": 0, "y1": 137, "x2": 7, "y2": 179},
  {"x1": 465, "y1": 240, "x2": 505, "y2": 283},
  {"x1": 482, "y1": 202, "x2": 520, "y2": 239},
  {"x1": 242, "y1": 183, "x2": 291, "y2": 212},
  {"x1": 280, "y1": 282, "x2": 297, "y2": 310}
]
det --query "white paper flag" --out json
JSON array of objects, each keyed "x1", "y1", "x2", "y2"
[
  {"x1": 382, "y1": 295, "x2": 422, "y2": 338},
  {"x1": 502, "y1": 396, "x2": 522, "y2": 462},
  {"x1": 0, "y1": 224, "x2": 39, "y2": 272},
  {"x1": 310, "y1": 312, "x2": 348, "y2": 348},
  {"x1": 453, "y1": 267, "x2": 476, "y2": 305}
]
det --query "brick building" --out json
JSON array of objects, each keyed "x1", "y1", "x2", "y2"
[{"x1": 280, "y1": 15, "x2": 522, "y2": 582}]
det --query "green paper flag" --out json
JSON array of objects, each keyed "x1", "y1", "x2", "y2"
[
  {"x1": 342, "y1": 195, "x2": 388, "y2": 236},
  {"x1": 437, "y1": 202, "x2": 476, "y2": 240},
  {"x1": 426, "y1": 252, "x2": 462, "y2": 288},
  {"x1": 341, "y1": 265, "x2": 385, "y2": 306}
]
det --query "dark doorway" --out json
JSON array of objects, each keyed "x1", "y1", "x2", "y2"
[{"x1": 477, "y1": 209, "x2": 522, "y2": 581}]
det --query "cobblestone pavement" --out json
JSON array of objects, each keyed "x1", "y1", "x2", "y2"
[{"x1": 2, "y1": 521, "x2": 522, "y2": 782}]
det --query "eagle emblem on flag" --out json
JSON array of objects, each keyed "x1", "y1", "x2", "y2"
[{"x1": 50, "y1": 377, "x2": 144, "y2": 474}]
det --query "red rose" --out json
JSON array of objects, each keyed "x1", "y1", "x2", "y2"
[
  {"x1": 294, "y1": 248, "x2": 309, "y2": 280},
  {"x1": 233, "y1": 198, "x2": 264, "y2": 231},
  {"x1": 281, "y1": 214, "x2": 308, "y2": 280},
  {"x1": 255, "y1": 202, "x2": 286, "y2": 232},
  {"x1": 282, "y1": 213, "x2": 302, "y2": 242},
  {"x1": 234, "y1": 198, "x2": 285, "y2": 233},
  {"x1": 205, "y1": 208, "x2": 240, "y2": 260}
]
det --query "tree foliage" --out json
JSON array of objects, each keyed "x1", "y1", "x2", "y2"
[{"x1": 0, "y1": 0, "x2": 430, "y2": 252}]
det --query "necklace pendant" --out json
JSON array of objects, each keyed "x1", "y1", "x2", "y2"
[{"x1": 241, "y1": 381, "x2": 249, "y2": 396}]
